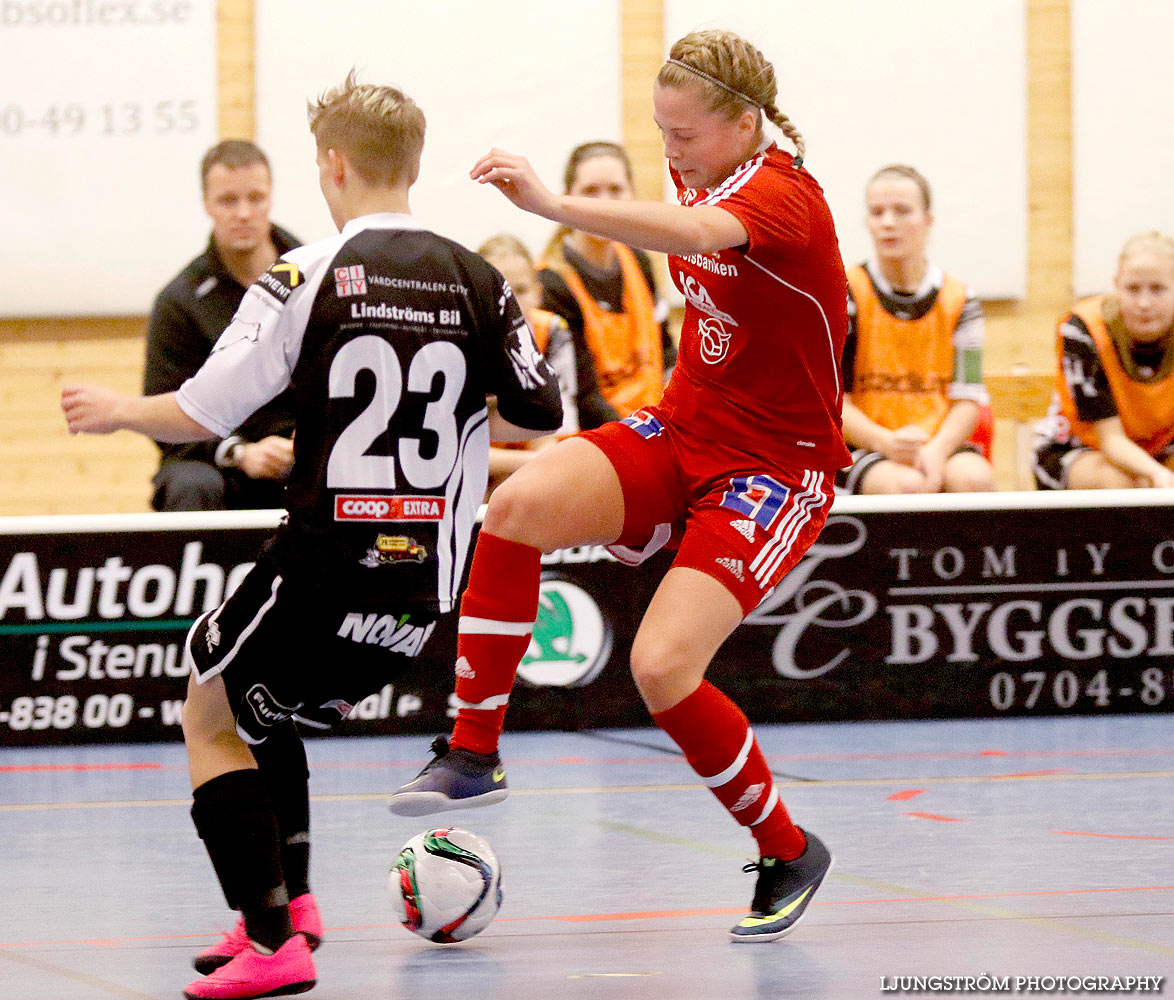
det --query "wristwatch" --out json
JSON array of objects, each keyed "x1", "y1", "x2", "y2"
[{"x1": 214, "y1": 435, "x2": 245, "y2": 469}]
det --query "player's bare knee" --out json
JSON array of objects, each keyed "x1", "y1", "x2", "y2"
[
  {"x1": 629, "y1": 633, "x2": 692, "y2": 700},
  {"x1": 887, "y1": 466, "x2": 930, "y2": 494},
  {"x1": 482, "y1": 473, "x2": 550, "y2": 545},
  {"x1": 947, "y1": 467, "x2": 995, "y2": 492}
]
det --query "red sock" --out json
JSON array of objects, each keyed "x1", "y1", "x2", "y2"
[
  {"x1": 450, "y1": 531, "x2": 541, "y2": 755},
  {"x1": 653, "y1": 682, "x2": 806, "y2": 860}
]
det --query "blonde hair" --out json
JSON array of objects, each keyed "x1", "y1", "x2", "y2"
[
  {"x1": 478, "y1": 233, "x2": 535, "y2": 269},
  {"x1": 656, "y1": 29, "x2": 805, "y2": 165},
  {"x1": 867, "y1": 164, "x2": 932, "y2": 211},
  {"x1": 1117, "y1": 231, "x2": 1174, "y2": 272},
  {"x1": 307, "y1": 69, "x2": 425, "y2": 187}
]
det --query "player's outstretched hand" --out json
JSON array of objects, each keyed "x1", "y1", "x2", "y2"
[
  {"x1": 470, "y1": 148, "x2": 557, "y2": 218},
  {"x1": 61, "y1": 383, "x2": 125, "y2": 435}
]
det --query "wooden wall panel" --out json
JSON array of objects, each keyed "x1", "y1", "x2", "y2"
[
  {"x1": 218, "y1": 0, "x2": 255, "y2": 139},
  {"x1": 0, "y1": 337, "x2": 156, "y2": 516},
  {"x1": 983, "y1": 0, "x2": 1073, "y2": 375}
]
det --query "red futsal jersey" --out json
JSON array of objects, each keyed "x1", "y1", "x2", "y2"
[{"x1": 657, "y1": 145, "x2": 851, "y2": 472}]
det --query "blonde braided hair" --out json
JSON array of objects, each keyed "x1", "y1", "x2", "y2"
[{"x1": 657, "y1": 30, "x2": 805, "y2": 166}]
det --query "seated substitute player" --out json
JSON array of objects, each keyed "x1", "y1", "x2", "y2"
[
  {"x1": 539, "y1": 140, "x2": 676, "y2": 418},
  {"x1": 145, "y1": 140, "x2": 300, "y2": 511},
  {"x1": 390, "y1": 29, "x2": 843, "y2": 944},
  {"x1": 1033, "y1": 231, "x2": 1174, "y2": 489},
  {"x1": 479, "y1": 234, "x2": 580, "y2": 494},
  {"x1": 838, "y1": 164, "x2": 995, "y2": 494},
  {"x1": 62, "y1": 71, "x2": 562, "y2": 1000}
]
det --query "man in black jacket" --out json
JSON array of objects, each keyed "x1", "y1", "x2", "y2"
[{"x1": 144, "y1": 140, "x2": 299, "y2": 510}]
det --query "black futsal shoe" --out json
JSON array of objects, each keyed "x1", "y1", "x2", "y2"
[{"x1": 729, "y1": 829, "x2": 833, "y2": 942}]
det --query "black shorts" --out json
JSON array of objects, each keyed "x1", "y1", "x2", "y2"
[
  {"x1": 834, "y1": 443, "x2": 981, "y2": 495},
  {"x1": 185, "y1": 553, "x2": 440, "y2": 744},
  {"x1": 1032, "y1": 440, "x2": 1092, "y2": 490},
  {"x1": 1034, "y1": 439, "x2": 1174, "y2": 490}
]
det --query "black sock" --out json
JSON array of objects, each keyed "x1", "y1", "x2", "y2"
[
  {"x1": 245, "y1": 901, "x2": 297, "y2": 954},
  {"x1": 190, "y1": 768, "x2": 294, "y2": 952},
  {"x1": 252, "y1": 723, "x2": 312, "y2": 899}
]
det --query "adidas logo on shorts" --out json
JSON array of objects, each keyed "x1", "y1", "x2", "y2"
[
  {"x1": 731, "y1": 782, "x2": 765, "y2": 812},
  {"x1": 732, "y1": 519, "x2": 757, "y2": 542},
  {"x1": 715, "y1": 556, "x2": 745, "y2": 581},
  {"x1": 455, "y1": 656, "x2": 476, "y2": 679}
]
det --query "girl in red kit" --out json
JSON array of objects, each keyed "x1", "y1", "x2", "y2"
[{"x1": 391, "y1": 28, "x2": 848, "y2": 942}]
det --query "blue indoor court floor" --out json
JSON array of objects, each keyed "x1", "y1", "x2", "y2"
[{"x1": 1, "y1": 714, "x2": 1172, "y2": 1000}]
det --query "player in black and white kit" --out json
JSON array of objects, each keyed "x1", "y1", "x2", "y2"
[{"x1": 62, "y1": 72, "x2": 561, "y2": 1000}]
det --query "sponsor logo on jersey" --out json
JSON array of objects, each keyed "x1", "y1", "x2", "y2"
[
  {"x1": 506, "y1": 321, "x2": 549, "y2": 389},
  {"x1": 350, "y1": 301, "x2": 437, "y2": 323},
  {"x1": 715, "y1": 556, "x2": 745, "y2": 581},
  {"x1": 337, "y1": 611, "x2": 436, "y2": 656},
  {"x1": 335, "y1": 495, "x2": 445, "y2": 522},
  {"x1": 368, "y1": 274, "x2": 468, "y2": 295},
  {"x1": 320, "y1": 698, "x2": 355, "y2": 717},
  {"x1": 517, "y1": 579, "x2": 613, "y2": 688},
  {"x1": 680, "y1": 252, "x2": 739, "y2": 278},
  {"x1": 679, "y1": 273, "x2": 737, "y2": 324},
  {"x1": 256, "y1": 262, "x2": 301, "y2": 303},
  {"x1": 360, "y1": 534, "x2": 428, "y2": 567},
  {"x1": 732, "y1": 519, "x2": 757, "y2": 542},
  {"x1": 204, "y1": 617, "x2": 221, "y2": 651},
  {"x1": 698, "y1": 317, "x2": 732, "y2": 364},
  {"x1": 731, "y1": 782, "x2": 765, "y2": 812},
  {"x1": 244, "y1": 683, "x2": 299, "y2": 729},
  {"x1": 212, "y1": 319, "x2": 263, "y2": 353},
  {"x1": 334, "y1": 264, "x2": 367, "y2": 297},
  {"x1": 854, "y1": 371, "x2": 952, "y2": 394}
]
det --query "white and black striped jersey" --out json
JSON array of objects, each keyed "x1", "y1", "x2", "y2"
[{"x1": 176, "y1": 213, "x2": 562, "y2": 611}]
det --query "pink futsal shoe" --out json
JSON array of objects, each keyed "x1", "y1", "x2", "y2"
[
  {"x1": 183, "y1": 934, "x2": 316, "y2": 999},
  {"x1": 193, "y1": 894, "x2": 323, "y2": 974}
]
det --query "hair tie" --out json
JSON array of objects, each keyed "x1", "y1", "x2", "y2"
[{"x1": 665, "y1": 58, "x2": 760, "y2": 108}]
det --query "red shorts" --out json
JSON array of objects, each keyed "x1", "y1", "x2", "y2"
[{"x1": 580, "y1": 410, "x2": 835, "y2": 615}]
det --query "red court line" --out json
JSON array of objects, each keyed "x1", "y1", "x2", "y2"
[
  {"x1": 1053, "y1": 830, "x2": 1174, "y2": 842},
  {"x1": 0, "y1": 763, "x2": 163, "y2": 773},
  {"x1": 887, "y1": 789, "x2": 926, "y2": 801},
  {"x1": 5, "y1": 884, "x2": 1173, "y2": 950},
  {"x1": 904, "y1": 811, "x2": 966, "y2": 822},
  {"x1": 993, "y1": 769, "x2": 1070, "y2": 779}
]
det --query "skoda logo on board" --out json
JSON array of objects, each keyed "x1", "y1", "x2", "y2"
[{"x1": 517, "y1": 578, "x2": 612, "y2": 687}]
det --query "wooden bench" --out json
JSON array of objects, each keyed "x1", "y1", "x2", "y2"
[{"x1": 985, "y1": 371, "x2": 1056, "y2": 490}]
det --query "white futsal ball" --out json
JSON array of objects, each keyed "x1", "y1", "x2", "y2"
[{"x1": 390, "y1": 827, "x2": 503, "y2": 942}]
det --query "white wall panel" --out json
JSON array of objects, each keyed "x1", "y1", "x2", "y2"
[
  {"x1": 256, "y1": 0, "x2": 622, "y2": 262},
  {"x1": 1072, "y1": 0, "x2": 1174, "y2": 296},
  {"x1": 0, "y1": 1, "x2": 217, "y2": 316},
  {"x1": 665, "y1": 0, "x2": 1029, "y2": 299}
]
